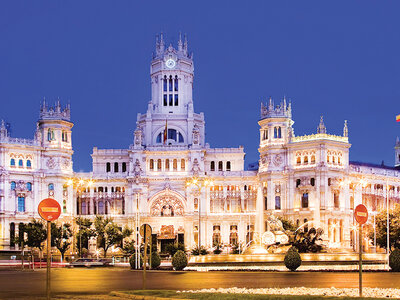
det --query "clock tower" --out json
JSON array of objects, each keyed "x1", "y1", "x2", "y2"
[
  {"x1": 150, "y1": 33, "x2": 194, "y2": 115},
  {"x1": 133, "y1": 33, "x2": 205, "y2": 148}
]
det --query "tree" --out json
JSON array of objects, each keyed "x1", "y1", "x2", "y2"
[
  {"x1": 94, "y1": 216, "x2": 132, "y2": 257},
  {"x1": 51, "y1": 223, "x2": 72, "y2": 261},
  {"x1": 121, "y1": 240, "x2": 136, "y2": 257},
  {"x1": 368, "y1": 204, "x2": 400, "y2": 250},
  {"x1": 25, "y1": 219, "x2": 47, "y2": 252},
  {"x1": 278, "y1": 217, "x2": 298, "y2": 232},
  {"x1": 75, "y1": 217, "x2": 95, "y2": 257}
]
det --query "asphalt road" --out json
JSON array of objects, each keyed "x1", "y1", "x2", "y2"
[{"x1": 1, "y1": 268, "x2": 400, "y2": 298}]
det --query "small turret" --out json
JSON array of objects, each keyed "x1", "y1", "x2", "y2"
[
  {"x1": 395, "y1": 137, "x2": 400, "y2": 167},
  {"x1": 0, "y1": 120, "x2": 8, "y2": 140}
]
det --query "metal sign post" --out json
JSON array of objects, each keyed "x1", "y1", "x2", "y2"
[
  {"x1": 354, "y1": 204, "x2": 368, "y2": 298},
  {"x1": 38, "y1": 198, "x2": 61, "y2": 300},
  {"x1": 140, "y1": 224, "x2": 152, "y2": 290}
]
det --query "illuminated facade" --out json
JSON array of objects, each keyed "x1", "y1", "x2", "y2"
[{"x1": 1, "y1": 34, "x2": 399, "y2": 253}]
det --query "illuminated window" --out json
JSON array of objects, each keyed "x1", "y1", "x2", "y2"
[
  {"x1": 157, "y1": 159, "x2": 162, "y2": 170},
  {"x1": 173, "y1": 159, "x2": 177, "y2": 170},
  {"x1": 311, "y1": 155, "x2": 316, "y2": 164},
  {"x1": 301, "y1": 193, "x2": 309, "y2": 208},
  {"x1": 150, "y1": 159, "x2": 154, "y2": 170},
  {"x1": 296, "y1": 157, "x2": 301, "y2": 165},
  {"x1": 165, "y1": 159, "x2": 170, "y2": 171},
  {"x1": 181, "y1": 159, "x2": 185, "y2": 171},
  {"x1": 275, "y1": 196, "x2": 281, "y2": 210},
  {"x1": 303, "y1": 156, "x2": 308, "y2": 164}
]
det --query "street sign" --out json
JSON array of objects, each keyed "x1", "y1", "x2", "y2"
[
  {"x1": 354, "y1": 204, "x2": 368, "y2": 225},
  {"x1": 38, "y1": 198, "x2": 61, "y2": 222},
  {"x1": 140, "y1": 224, "x2": 152, "y2": 239}
]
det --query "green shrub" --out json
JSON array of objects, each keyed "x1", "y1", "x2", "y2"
[
  {"x1": 165, "y1": 243, "x2": 185, "y2": 256},
  {"x1": 389, "y1": 248, "x2": 400, "y2": 272},
  {"x1": 150, "y1": 252, "x2": 161, "y2": 269},
  {"x1": 213, "y1": 244, "x2": 222, "y2": 255},
  {"x1": 172, "y1": 250, "x2": 188, "y2": 270},
  {"x1": 191, "y1": 245, "x2": 208, "y2": 256},
  {"x1": 129, "y1": 255, "x2": 135, "y2": 269},
  {"x1": 284, "y1": 247, "x2": 301, "y2": 271}
]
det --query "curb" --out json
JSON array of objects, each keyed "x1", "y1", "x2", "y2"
[{"x1": 110, "y1": 291, "x2": 189, "y2": 300}]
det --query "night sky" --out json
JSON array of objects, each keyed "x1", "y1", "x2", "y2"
[{"x1": 1, "y1": 1, "x2": 399, "y2": 172}]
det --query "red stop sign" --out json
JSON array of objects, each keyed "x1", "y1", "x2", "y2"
[
  {"x1": 354, "y1": 204, "x2": 368, "y2": 225},
  {"x1": 38, "y1": 198, "x2": 61, "y2": 221}
]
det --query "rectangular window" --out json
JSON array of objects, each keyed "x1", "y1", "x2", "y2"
[
  {"x1": 169, "y1": 79, "x2": 173, "y2": 91},
  {"x1": 169, "y1": 94, "x2": 173, "y2": 106},
  {"x1": 122, "y1": 162, "x2": 127, "y2": 172},
  {"x1": 264, "y1": 196, "x2": 268, "y2": 210},
  {"x1": 163, "y1": 94, "x2": 167, "y2": 106},
  {"x1": 334, "y1": 193, "x2": 340, "y2": 208},
  {"x1": 163, "y1": 78, "x2": 167, "y2": 92},
  {"x1": 18, "y1": 197, "x2": 25, "y2": 212},
  {"x1": 174, "y1": 94, "x2": 178, "y2": 106},
  {"x1": 275, "y1": 196, "x2": 281, "y2": 210},
  {"x1": 301, "y1": 193, "x2": 309, "y2": 208}
]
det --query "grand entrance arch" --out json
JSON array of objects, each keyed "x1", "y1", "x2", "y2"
[{"x1": 148, "y1": 188, "x2": 186, "y2": 253}]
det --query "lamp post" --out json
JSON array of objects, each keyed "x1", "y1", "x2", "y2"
[
  {"x1": 186, "y1": 177, "x2": 213, "y2": 248},
  {"x1": 66, "y1": 178, "x2": 94, "y2": 258}
]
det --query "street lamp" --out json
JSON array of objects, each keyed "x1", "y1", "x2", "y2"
[
  {"x1": 66, "y1": 177, "x2": 95, "y2": 258},
  {"x1": 186, "y1": 177, "x2": 214, "y2": 248}
]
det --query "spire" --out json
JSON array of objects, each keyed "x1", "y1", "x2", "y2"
[
  {"x1": 268, "y1": 97, "x2": 274, "y2": 110},
  {"x1": 396, "y1": 136, "x2": 400, "y2": 146},
  {"x1": 283, "y1": 95, "x2": 287, "y2": 111},
  {"x1": 178, "y1": 32, "x2": 183, "y2": 51},
  {"x1": 159, "y1": 32, "x2": 165, "y2": 52},
  {"x1": 317, "y1": 116, "x2": 327, "y2": 134},
  {"x1": 183, "y1": 34, "x2": 188, "y2": 55},
  {"x1": 0, "y1": 119, "x2": 8, "y2": 139},
  {"x1": 343, "y1": 120, "x2": 348, "y2": 137}
]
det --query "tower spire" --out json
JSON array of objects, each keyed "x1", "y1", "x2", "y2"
[
  {"x1": 343, "y1": 120, "x2": 348, "y2": 137},
  {"x1": 317, "y1": 116, "x2": 327, "y2": 134}
]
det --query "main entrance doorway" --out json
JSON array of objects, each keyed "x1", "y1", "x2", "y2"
[{"x1": 156, "y1": 225, "x2": 185, "y2": 254}]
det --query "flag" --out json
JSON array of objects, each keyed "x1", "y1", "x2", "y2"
[
  {"x1": 397, "y1": 114, "x2": 400, "y2": 122},
  {"x1": 163, "y1": 119, "x2": 168, "y2": 144}
]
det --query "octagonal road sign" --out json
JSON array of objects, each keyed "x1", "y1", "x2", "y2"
[
  {"x1": 354, "y1": 204, "x2": 368, "y2": 225},
  {"x1": 38, "y1": 198, "x2": 61, "y2": 222}
]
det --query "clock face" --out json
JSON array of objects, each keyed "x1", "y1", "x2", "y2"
[{"x1": 166, "y1": 58, "x2": 176, "y2": 69}]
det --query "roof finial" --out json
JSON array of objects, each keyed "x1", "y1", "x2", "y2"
[
  {"x1": 343, "y1": 120, "x2": 348, "y2": 137},
  {"x1": 178, "y1": 32, "x2": 183, "y2": 51},
  {"x1": 317, "y1": 116, "x2": 327, "y2": 134}
]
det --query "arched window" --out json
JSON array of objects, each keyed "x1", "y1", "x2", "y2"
[
  {"x1": 169, "y1": 75, "x2": 173, "y2": 91},
  {"x1": 173, "y1": 159, "x2": 177, "y2": 170},
  {"x1": 114, "y1": 162, "x2": 119, "y2": 173},
  {"x1": 296, "y1": 157, "x2": 301, "y2": 165},
  {"x1": 26, "y1": 182, "x2": 32, "y2": 191},
  {"x1": 310, "y1": 178, "x2": 315, "y2": 186},
  {"x1": 303, "y1": 156, "x2": 308, "y2": 164},
  {"x1": 163, "y1": 76, "x2": 167, "y2": 92},
  {"x1": 296, "y1": 179, "x2": 301, "y2": 188},
  {"x1": 106, "y1": 162, "x2": 111, "y2": 172},
  {"x1": 327, "y1": 156, "x2": 331, "y2": 163},
  {"x1": 157, "y1": 129, "x2": 184, "y2": 144},
  {"x1": 226, "y1": 161, "x2": 231, "y2": 171},
  {"x1": 149, "y1": 159, "x2": 154, "y2": 170},
  {"x1": 122, "y1": 162, "x2": 127, "y2": 172},
  {"x1": 11, "y1": 181, "x2": 16, "y2": 190},
  {"x1": 194, "y1": 198, "x2": 198, "y2": 211},
  {"x1": 63, "y1": 199, "x2": 67, "y2": 213},
  {"x1": 157, "y1": 159, "x2": 162, "y2": 170},
  {"x1": 210, "y1": 161, "x2": 215, "y2": 171},
  {"x1": 311, "y1": 155, "x2": 316, "y2": 164},
  {"x1": 62, "y1": 131, "x2": 68, "y2": 142},
  {"x1": 26, "y1": 160, "x2": 31, "y2": 168},
  {"x1": 18, "y1": 159, "x2": 23, "y2": 167},
  {"x1": 274, "y1": 127, "x2": 277, "y2": 138},
  {"x1": 48, "y1": 183, "x2": 54, "y2": 191},
  {"x1": 181, "y1": 159, "x2": 185, "y2": 171},
  {"x1": 165, "y1": 159, "x2": 170, "y2": 171},
  {"x1": 98, "y1": 201, "x2": 104, "y2": 214},
  {"x1": 278, "y1": 127, "x2": 282, "y2": 138},
  {"x1": 333, "y1": 156, "x2": 336, "y2": 164},
  {"x1": 218, "y1": 161, "x2": 223, "y2": 171},
  {"x1": 338, "y1": 157, "x2": 341, "y2": 165},
  {"x1": 10, "y1": 159, "x2": 15, "y2": 166},
  {"x1": 18, "y1": 196, "x2": 25, "y2": 212},
  {"x1": 174, "y1": 75, "x2": 178, "y2": 91}
]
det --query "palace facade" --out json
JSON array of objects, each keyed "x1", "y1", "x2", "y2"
[{"x1": 1, "y1": 34, "x2": 400, "y2": 253}]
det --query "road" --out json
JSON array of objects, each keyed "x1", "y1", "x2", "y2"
[{"x1": 1, "y1": 268, "x2": 400, "y2": 298}]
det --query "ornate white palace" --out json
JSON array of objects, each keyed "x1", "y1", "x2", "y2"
[{"x1": 1, "y1": 34, "x2": 400, "y2": 253}]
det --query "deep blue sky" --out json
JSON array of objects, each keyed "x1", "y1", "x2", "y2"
[{"x1": 1, "y1": 1, "x2": 399, "y2": 172}]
